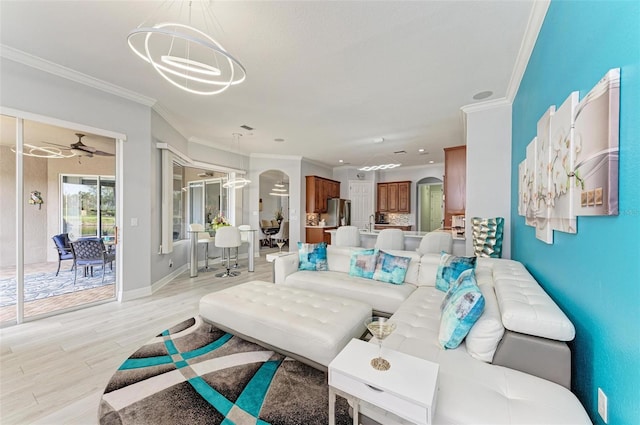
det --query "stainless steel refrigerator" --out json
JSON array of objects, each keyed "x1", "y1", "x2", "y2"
[{"x1": 325, "y1": 198, "x2": 351, "y2": 227}]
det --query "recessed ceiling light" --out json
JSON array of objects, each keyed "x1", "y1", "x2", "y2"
[
  {"x1": 339, "y1": 159, "x2": 344, "y2": 163},
  {"x1": 429, "y1": 160, "x2": 434, "y2": 164},
  {"x1": 373, "y1": 137, "x2": 385, "y2": 144},
  {"x1": 473, "y1": 90, "x2": 493, "y2": 100},
  {"x1": 418, "y1": 148, "x2": 425, "y2": 153},
  {"x1": 274, "y1": 138, "x2": 285, "y2": 142}
]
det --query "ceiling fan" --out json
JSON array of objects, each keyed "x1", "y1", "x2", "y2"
[
  {"x1": 45, "y1": 133, "x2": 114, "y2": 158},
  {"x1": 68, "y1": 133, "x2": 114, "y2": 157}
]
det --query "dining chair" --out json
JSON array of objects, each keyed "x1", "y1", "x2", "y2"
[
  {"x1": 52, "y1": 233, "x2": 74, "y2": 276},
  {"x1": 215, "y1": 226, "x2": 242, "y2": 278},
  {"x1": 269, "y1": 221, "x2": 289, "y2": 247},
  {"x1": 70, "y1": 238, "x2": 115, "y2": 286},
  {"x1": 189, "y1": 223, "x2": 214, "y2": 269}
]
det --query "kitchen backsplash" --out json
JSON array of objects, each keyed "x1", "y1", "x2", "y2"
[{"x1": 387, "y1": 213, "x2": 414, "y2": 226}]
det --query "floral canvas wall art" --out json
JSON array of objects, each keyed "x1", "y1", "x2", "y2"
[{"x1": 518, "y1": 68, "x2": 620, "y2": 244}]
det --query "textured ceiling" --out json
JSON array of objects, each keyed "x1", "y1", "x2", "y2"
[{"x1": 0, "y1": 1, "x2": 534, "y2": 168}]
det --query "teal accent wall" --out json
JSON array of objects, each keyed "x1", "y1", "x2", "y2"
[{"x1": 511, "y1": 1, "x2": 640, "y2": 424}]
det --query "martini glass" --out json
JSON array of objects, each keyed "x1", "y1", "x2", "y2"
[
  {"x1": 276, "y1": 241, "x2": 285, "y2": 253},
  {"x1": 365, "y1": 317, "x2": 397, "y2": 371}
]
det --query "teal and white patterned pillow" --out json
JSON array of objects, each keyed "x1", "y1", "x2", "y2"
[
  {"x1": 435, "y1": 252, "x2": 477, "y2": 292},
  {"x1": 349, "y1": 249, "x2": 378, "y2": 279},
  {"x1": 373, "y1": 250, "x2": 411, "y2": 285},
  {"x1": 439, "y1": 269, "x2": 485, "y2": 349},
  {"x1": 297, "y1": 242, "x2": 328, "y2": 271}
]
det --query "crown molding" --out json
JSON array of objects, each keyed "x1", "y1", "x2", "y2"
[
  {"x1": 505, "y1": 0, "x2": 550, "y2": 102},
  {"x1": 0, "y1": 44, "x2": 156, "y2": 107},
  {"x1": 250, "y1": 153, "x2": 303, "y2": 161}
]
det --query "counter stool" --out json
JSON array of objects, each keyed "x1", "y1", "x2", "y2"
[
  {"x1": 374, "y1": 228, "x2": 405, "y2": 250},
  {"x1": 189, "y1": 223, "x2": 214, "y2": 270},
  {"x1": 215, "y1": 226, "x2": 242, "y2": 278}
]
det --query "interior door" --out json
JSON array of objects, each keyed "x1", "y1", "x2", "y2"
[{"x1": 430, "y1": 185, "x2": 443, "y2": 231}]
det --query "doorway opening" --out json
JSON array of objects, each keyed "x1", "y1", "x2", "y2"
[{"x1": 417, "y1": 177, "x2": 443, "y2": 232}]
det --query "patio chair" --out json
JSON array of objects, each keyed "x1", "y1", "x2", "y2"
[
  {"x1": 52, "y1": 233, "x2": 74, "y2": 276},
  {"x1": 70, "y1": 238, "x2": 115, "y2": 286}
]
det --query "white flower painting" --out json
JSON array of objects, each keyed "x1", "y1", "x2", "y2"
[{"x1": 519, "y1": 68, "x2": 620, "y2": 244}]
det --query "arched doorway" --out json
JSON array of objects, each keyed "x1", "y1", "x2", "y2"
[
  {"x1": 259, "y1": 170, "x2": 290, "y2": 247},
  {"x1": 416, "y1": 177, "x2": 443, "y2": 232}
]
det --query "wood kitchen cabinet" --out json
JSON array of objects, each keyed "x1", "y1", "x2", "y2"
[
  {"x1": 377, "y1": 181, "x2": 410, "y2": 213},
  {"x1": 443, "y1": 145, "x2": 466, "y2": 227},
  {"x1": 306, "y1": 227, "x2": 336, "y2": 244},
  {"x1": 306, "y1": 176, "x2": 341, "y2": 213}
]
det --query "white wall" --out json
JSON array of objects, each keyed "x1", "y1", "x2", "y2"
[
  {"x1": 463, "y1": 101, "x2": 512, "y2": 258},
  {"x1": 1, "y1": 59, "x2": 153, "y2": 299}
]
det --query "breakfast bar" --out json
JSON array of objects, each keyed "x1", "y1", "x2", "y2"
[{"x1": 326, "y1": 228, "x2": 466, "y2": 255}]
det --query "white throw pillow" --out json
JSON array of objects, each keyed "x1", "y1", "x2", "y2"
[{"x1": 465, "y1": 283, "x2": 505, "y2": 363}]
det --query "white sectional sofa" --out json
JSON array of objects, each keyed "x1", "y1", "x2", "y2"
[{"x1": 274, "y1": 245, "x2": 590, "y2": 424}]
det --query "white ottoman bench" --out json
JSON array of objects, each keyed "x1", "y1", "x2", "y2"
[{"x1": 199, "y1": 280, "x2": 372, "y2": 370}]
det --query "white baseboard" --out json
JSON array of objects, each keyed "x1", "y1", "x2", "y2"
[{"x1": 119, "y1": 264, "x2": 188, "y2": 301}]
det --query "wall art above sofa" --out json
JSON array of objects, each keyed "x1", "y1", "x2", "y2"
[{"x1": 518, "y1": 67, "x2": 620, "y2": 244}]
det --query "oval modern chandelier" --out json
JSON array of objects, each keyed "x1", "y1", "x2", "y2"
[{"x1": 127, "y1": 1, "x2": 246, "y2": 95}]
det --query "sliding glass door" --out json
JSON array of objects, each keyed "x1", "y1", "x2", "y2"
[
  {"x1": 0, "y1": 114, "x2": 118, "y2": 325},
  {"x1": 61, "y1": 175, "x2": 115, "y2": 239}
]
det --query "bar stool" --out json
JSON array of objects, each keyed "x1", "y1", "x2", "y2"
[
  {"x1": 215, "y1": 226, "x2": 242, "y2": 278},
  {"x1": 234, "y1": 224, "x2": 252, "y2": 268},
  {"x1": 374, "y1": 228, "x2": 405, "y2": 250}
]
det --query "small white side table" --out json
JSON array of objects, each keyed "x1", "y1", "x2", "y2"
[
  {"x1": 265, "y1": 251, "x2": 296, "y2": 282},
  {"x1": 328, "y1": 339, "x2": 439, "y2": 425}
]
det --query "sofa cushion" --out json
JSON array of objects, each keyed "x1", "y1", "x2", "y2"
[
  {"x1": 416, "y1": 253, "x2": 440, "y2": 287},
  {"x1": 439, "y1": 270, "x2": 485, "y2": 349},
  {"x1": 436, "y1": 252, "x2": 477, "y2": 292},
  {"x1": 327, "y1": 245, "x2": 355, "y2": 274},
  {"x1": 465, "y1": 283, "x2": 505, "y2": 363},
  {"x1": 349, "y1": 248, "x2": 378, "y2": 279},
  {"x1": 373, "y1": 250, "x2": 411, "y2": 284},
  {"x1": 297, "y1": 242, "x2": 328, "y2": 271},
  {"x1": 282, "y1": 270, "x2": 416, "y2": 314}
]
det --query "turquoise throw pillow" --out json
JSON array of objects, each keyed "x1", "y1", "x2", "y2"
[
  {"x1": 297, "y1": 242, "x2": 328, "y2": 271},
  {"x1": 439, "y1": 270, "x2": 485, "y2": 349},
  {"x1": 349, "y1": 249, "x2": 378, "y2": 279},
  {"x1": 435, "y1": 252, "x2": 477, "y2": 292},
  {"x1": 373, "y1": 250, "x2": 410, "y2": 284}
]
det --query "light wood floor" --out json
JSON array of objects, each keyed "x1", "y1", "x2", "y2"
[{"x1": 0, "y1": 249, "x2": 279, "y2": 425}]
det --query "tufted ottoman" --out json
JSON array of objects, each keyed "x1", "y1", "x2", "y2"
[{"x1": 199, "y1": 280, "x2": 372, "y2": 370}]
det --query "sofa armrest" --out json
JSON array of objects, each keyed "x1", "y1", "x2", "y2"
[
  {"x1": 493, "y1": 330, "x2": 572, "y2": 388},
  {"x1": 274, "y1": 253, "x2": 299, "y2": 284}
]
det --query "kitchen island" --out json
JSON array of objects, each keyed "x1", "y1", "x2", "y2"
[{"x1": 325, "y1": 228, "x2": 466, "y2": 255}]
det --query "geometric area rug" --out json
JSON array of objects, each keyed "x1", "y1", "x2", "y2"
[{"x1": 99, "y1": 316, "x2": 351, "y2": 425}]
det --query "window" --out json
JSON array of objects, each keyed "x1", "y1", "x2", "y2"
[{"x1": 172, "y1": 162, "x2": 184, "y2": 241}]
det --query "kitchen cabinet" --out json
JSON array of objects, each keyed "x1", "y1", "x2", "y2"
[
  {"x1": 306, "y1": 176, "x2": 340, "y2": 213},
  {"x1": 306, "y1": 226, "x2": 336, "y2": 244},
  {"x1": 376, "y1": 181, "x2": 410, "y2": 213},
  {"x1": 443, "y1": 145, "x2": 466, "y2": 228}
]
